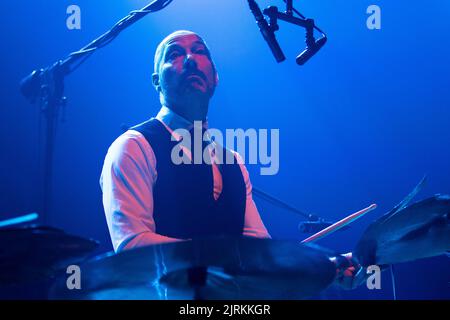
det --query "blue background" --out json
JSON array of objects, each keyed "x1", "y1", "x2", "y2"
[{"x1": 0, "y1": 0, "x2": 449, "y2": 299}]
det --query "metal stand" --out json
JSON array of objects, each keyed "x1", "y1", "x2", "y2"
[
  {"x1": 252, "y1": 187, "x2": 342, "y2": 233},
  {"x1": 19, "y1": 0, "x2": 174, "y2": 222}
]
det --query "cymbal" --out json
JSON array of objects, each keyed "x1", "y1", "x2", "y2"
[
  {"x1": 50, "y1": 237, "x2": 337, "y2": 300},
  {"x1": 0, "y1": 225, "x2": 99, "y2": 285},
  {"x1": 354, "y1": 195, "x2": 450, "y2": 266}
]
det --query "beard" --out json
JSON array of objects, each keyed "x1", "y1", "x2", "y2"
[{"x1": 163, "y1": 78, "x2": 215, "y2": 104}]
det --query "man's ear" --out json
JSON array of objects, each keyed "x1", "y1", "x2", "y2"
[{"x1": 152, "y1": 73, "x2": 161, "y2": 92}]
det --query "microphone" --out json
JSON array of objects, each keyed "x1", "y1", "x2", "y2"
[
  {"x1": 20, "y1": 69, "x2": 43, "y2": 102},
  {"x1": 298, "y1": 220, "x2": 333, "y2": 233},
  {"x1": 247, "y1": 0, "x2": 285, "y2": 63},
  {"x1": 296, "y1": 36, "x2": 327, "y2": 65},
  {"x1": 299, "y1": 220, "x2": 351, "y2": 233}
]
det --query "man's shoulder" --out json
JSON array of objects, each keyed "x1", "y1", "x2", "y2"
[
  {"x1": 100, "y1": 129, "x2": 157, "y2": 188},
  {"x1": 110, "y1": 129, "x2": 146, "y2": 149},
  {"x1": 129, "y1": 118, "x2": 166, "y2": 136},
  {"x1": 106, "y1": 130, "x2": 153, "y2": 161}
]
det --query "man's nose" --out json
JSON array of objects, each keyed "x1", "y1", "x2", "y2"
[{"x1": 184, "y1": 54, "x2": 198, "y2": 70}]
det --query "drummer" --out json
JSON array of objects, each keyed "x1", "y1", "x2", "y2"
[
  {"x1": 100, "y1": 30, "x2": 271, "y2": 253},
  {"x1": 100, "y1": 30, "x2": 362, "y2": 289}
]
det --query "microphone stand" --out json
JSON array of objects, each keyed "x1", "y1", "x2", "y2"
[
  {"x1": 20, "y1": 0, "x2": 174, "y2": 223},
  {"x1": 250, "y1": 0, "x2": 327, "y2": 64},
  {"x1": 252, "y1": 187, "x2": 326, "y2": 223},
  {"x1": 253, "y1": 187, "x2": 356, "y2": 235}
]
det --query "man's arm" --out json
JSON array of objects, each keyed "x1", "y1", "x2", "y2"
[
  {"x1": 234, "y1": 153, "x2": 271, "y2": 239},
  {"x1": 100, "y1": 131, "x2": 183, "y2": 253}
]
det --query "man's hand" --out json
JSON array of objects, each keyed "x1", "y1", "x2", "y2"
[{"x1": 330, "y1": 252, "x2": 367, "y2": 290}]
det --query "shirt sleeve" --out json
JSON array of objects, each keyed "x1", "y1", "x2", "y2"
[
  {"x1": 100, "y1": 131, "x2": 183, "y2": 252},
  {"x1": 234, "y1": 153, "x2": 271, "y2": 239}
]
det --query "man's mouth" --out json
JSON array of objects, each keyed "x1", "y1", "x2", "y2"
[
  {"x1": 186, "y1": 74, "x2": 203, "y2": 83},
  {"x1": 183, "y1": 74, "x2": 206, "y2": 91},
  {"x1": 183, "y1": 70, "x2": 206, "y2": 83}
]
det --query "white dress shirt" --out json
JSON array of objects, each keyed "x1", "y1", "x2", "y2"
[{"x1": 100, "y1": 106, "x2": 271, "y2": 252}]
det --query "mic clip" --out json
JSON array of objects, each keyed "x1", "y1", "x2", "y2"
[
  {"x1": 264, "y1": 6, "x2": 280, "y2": 33},
  {"x1": 262, "y1": 5, "x2": 327, "y2": 65}
]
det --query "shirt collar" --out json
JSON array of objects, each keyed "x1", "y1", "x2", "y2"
[{"x1": 155, "y1": 106, "x2": 210, "y2": 142}]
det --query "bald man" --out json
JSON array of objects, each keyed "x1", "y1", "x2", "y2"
[
  {"x1": 100, "y1": 30, "x2": 270, "y2": 253},
  {"x1": 99, "y1": 30, "x2": 365, "y2": 291}
]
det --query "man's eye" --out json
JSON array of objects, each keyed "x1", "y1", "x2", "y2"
[
  {"x1": 195, "y1": 49, "x2": 207, "y2": 55},
  {"x1": 168, "y1": 51, "x2": 181, "y2": 60}
]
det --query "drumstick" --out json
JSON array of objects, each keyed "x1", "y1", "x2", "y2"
[
  {"x1": 301, "y1": 204, "x2": 377, "y2": 243},
  {"x1": 0, "y1": 212, "x2": 39, "y2": 228}
]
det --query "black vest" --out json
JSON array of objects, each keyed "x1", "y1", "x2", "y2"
[{"x1": 131, "y1": 119, "x2": 246, "y2": 239}]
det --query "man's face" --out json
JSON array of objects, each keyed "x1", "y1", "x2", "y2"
[{"x1": 154, "y1": 33, "x2": 218, "y2": 105}]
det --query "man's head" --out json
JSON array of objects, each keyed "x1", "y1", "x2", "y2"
[{"x1": 152, "y1": 30, "x2": 219, "y2": 121}]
